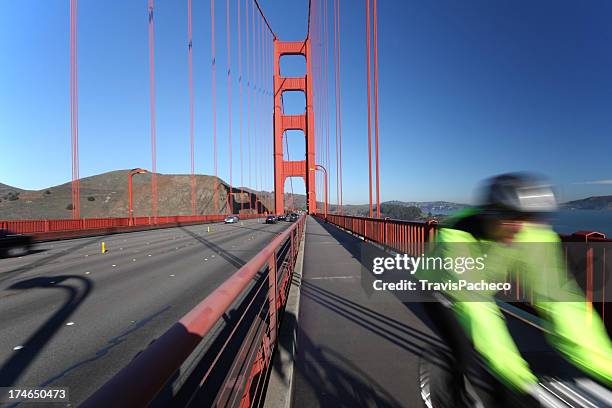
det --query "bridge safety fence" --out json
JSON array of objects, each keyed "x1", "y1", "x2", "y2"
[
  {"x1": 0, "y1": 213, "x2": 264, "y2": 241},
  {"x1": 315, "y1": 213, "x2": 610, "y2": 330},
  {"x1": 81, "y1": 214, "x2": 306, "y2": 408}
]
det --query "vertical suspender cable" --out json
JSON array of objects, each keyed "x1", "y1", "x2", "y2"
[
  {"x1": 148, "y1": 0, "x2": 158, "y2": 219},
  {"x1": 246, "y1": 0, "x2": 252, "y2": 206},
  {"x1": 262, "y1": 32, "x2": 267, "y2": 212},
  {"x1": 188, "y1": 0, "x2": 196, "y2": 215},
  {"x1": 226, "y1": 0, "x2": 232, "y2": 215},
  {"x1": 319, "y1": 1, "x2": 324, "y2": 212},
  {"x1": 338, "y1": 0, "x2": 343, "y2": 214},
  {"x1": 263, "y1": 35, "x2": 267, "y2": 212},
  {"x1": 267, "y1": 37, "x2": 272, "y2": 212},
  {"x1": 262, "y1": 28, "x2": 266, "y2": 213},
  {"x1": 253, "y1": 7, "x2": 259, "y2": 212},
  {"x1": 365, "y1": 0, "x2": 373, "y2": 218},
  {"x1": 315, "y1": 0, "x2": 320, "y2": 211},
  {"x1": 334, "y1": 0, "x2": 343, "y2": 215},
  {"x1": 238, "y1": 0, "x2": 244, "y2": 213},
  {"x1": 211, "y1": 0, "x2": 218, "y2": 213},
  {"x1": 373, "y1": 0, "x2": 380, "y2": 218},
  {"x1": 333, "y1": 0, "x2": 339, "y2": 213},
  {"x1": 259, "y1": 17, "x2": 264, "y2": 211},
  {"x1": 259, "y1": 19, "x2": 270, "y2": 212},
  {"x1": 266, "y1": 30, "x2": 270, "y2": 212},
  {"x1": 323, "y1": 0, "x2": 330, "y2": 213},
  {"x1": 259, "y1": 18, "x2": 265, "y2": 212},
  {"x1": 70, "y1": 0, "x2": 80, "y2": 219},
  {"x1": 321, "y1": 0, "x2": 326, "y2": 205}
]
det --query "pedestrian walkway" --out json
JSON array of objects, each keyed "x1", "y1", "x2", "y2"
[{"x1": 292, "y1": 216, "x2": 441, "y2": 408}]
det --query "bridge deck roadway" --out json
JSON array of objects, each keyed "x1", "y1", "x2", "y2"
[
  {"x1": 0, "y1": 218, "x2": 291, "y2": 406},
  {"x1": 292, "y1": 216, "x2": 439, "y2": 408}
]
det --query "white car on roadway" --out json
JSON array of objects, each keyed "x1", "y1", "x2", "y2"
[{"x1": 224, "y1": 215, "x2": 240, "y2": 224}]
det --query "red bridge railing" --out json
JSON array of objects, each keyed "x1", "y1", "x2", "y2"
[
  {"x1": 318, "y1": 213, "x2": 438, "y2": 255},
  {"x1": 81, "y1": 214, "x2": 306, "y2": 408},
  {"x1": 0, "y1": 214, "x2": 263, "y2": 241},
  {"x1": 316, "y1": 213, "x2": 611, "y2": 328}
]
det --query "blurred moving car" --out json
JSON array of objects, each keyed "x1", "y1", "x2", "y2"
[
  {"x1": 224, "y1": 215, "x2": 240, "y2": 224},
  {"x1": 288, "y1": 213, "x2": 298, "y2": 222},
  {"x1": 277, "y1": 214, "x2": 287, "y2": 221},
  {"x1": 0, "y1": 229, "x2": 32, "y2": 257},
  {"x1": 265, "y1": 215, "x2": 277, "y2": 224}
]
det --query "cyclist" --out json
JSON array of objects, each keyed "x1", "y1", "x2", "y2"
[{"x1": 418, "y1": 173, "x2": 612, "y2": 407}]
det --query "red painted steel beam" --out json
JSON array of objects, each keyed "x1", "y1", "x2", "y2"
[
  {"x1": 282, "y1": 160, "x2": 307, "y2": 178},
  {"x1": 275, "y1": 77, "x2": 306, "y2": 94},
  {"x1": 273, "y1": 39, "x2": 316, "y2": 214}
]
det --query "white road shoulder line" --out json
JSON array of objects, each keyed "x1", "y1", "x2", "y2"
[{"x1": 306, "y1": 275, "x2": 355, "y2": 280}]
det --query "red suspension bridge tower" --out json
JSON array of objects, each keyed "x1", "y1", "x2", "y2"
[{"x1": 273, "y1": 40, "x2": 316, "y2": 214}]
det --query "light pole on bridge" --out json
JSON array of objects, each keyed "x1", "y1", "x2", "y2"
[
  {"x1": 310, "y1": 165, "x2": 328, "y2": 220},
  {"x1": 128, "y1": 168, "x2": 148, "y2": 226}
]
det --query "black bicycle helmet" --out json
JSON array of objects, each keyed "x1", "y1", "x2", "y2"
[{"x1": 478, "y1": 172, "x2": 557, "y2": 219}]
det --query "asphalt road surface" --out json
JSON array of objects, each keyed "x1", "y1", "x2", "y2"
[{"x1": 0, "y1": 218, "x2": 291, "y2": 406}]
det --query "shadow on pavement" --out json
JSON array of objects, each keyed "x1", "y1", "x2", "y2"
[
  {"x1": 0, "y1": 236, "x2": 103, "y2": 286},
  {"x1": 179, "y1": 227, "x2": 247, "y2": 269},
  {"x1": 0, "y1": 275, "x2": 93, "y2": 388},
  {"x1": 290, "y1": 320, "x2": 405, "y2": 408},
  {"x1": 308, "y1": 217, "x2": 439, "y2": 330},
  {"x1": 301, "y1": 281, "x2": 442, "y2": 352}
]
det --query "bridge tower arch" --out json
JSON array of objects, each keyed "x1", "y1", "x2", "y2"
[{"x1": 273, "y1": 40, "x2": 316, "y2": 214}]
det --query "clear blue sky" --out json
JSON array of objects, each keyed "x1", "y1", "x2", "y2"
[{"x1": 1, "y1": 0, "x2": 612, "y2": 204}]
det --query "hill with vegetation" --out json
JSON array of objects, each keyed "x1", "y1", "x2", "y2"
[{"x1": 0, "y1": 170, "x2": 272, "y2": 220}]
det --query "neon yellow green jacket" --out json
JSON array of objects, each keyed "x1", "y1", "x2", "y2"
[
  {"x1": 427, "y1": 214, "x2": 612, "y2": 392},
  {"x1": 514, "y1": 223, "x2": 612, "y2": 388}
]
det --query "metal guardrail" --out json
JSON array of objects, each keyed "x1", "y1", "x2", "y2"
[
  {"x1": 320, "y1": 213, "x2": 438, "y2": 255},
  {"x1": 81, "y1": 214, "x2": 306, "y2": 408},
  {"x1": 316, "y1": 213, "x2": 610, "y2": 328},
  {"x1": 0, "y1": 214, "x2": 262, "y2": 235}
]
